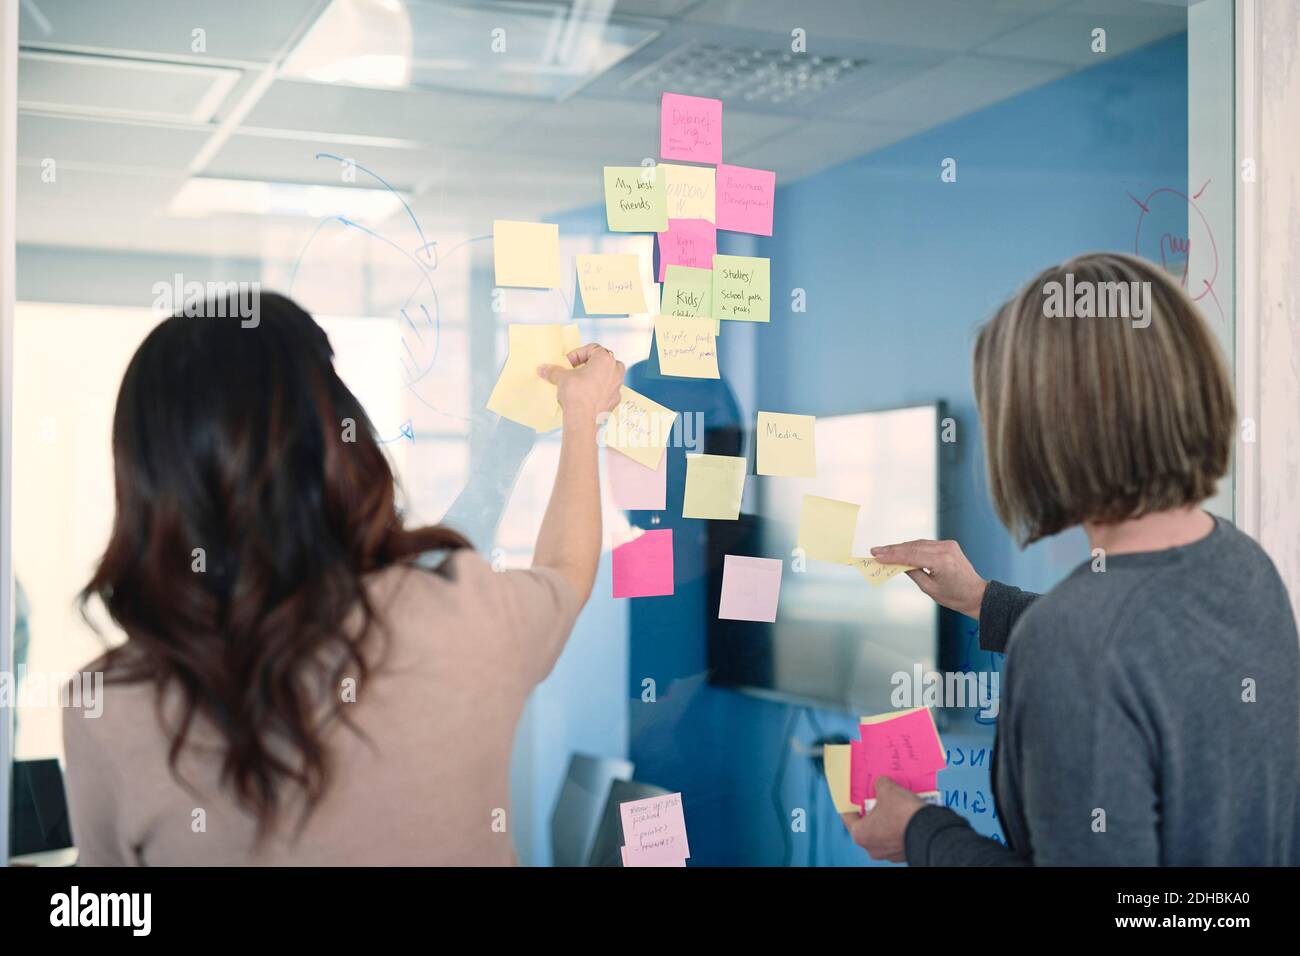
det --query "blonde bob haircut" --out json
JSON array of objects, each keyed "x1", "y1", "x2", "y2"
[{"x1": 973, "y1": 252, "x2": 1235, "y2": 546}]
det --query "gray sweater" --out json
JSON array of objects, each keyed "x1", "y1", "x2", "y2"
[{"x1": 905, "y1": 516, "x2": 1300, "y2": 865}]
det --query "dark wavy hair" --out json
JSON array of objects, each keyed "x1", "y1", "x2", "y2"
[{"x1": 81, "y1": 291, "x2": 467, "y2": 836}]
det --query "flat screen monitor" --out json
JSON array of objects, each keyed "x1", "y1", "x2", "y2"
[{"x1": 707, "y1": 403, "x2": 941, "y2": 714}]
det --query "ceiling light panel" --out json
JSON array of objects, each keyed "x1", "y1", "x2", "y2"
[
  {"x1": 283, "y1": 0, "x2": 660, "y2": 100},
  {"x1": 624, "y1": 42, "x2": 867, "y2": 108}
]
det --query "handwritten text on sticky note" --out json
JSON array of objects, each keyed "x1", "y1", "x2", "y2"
[
  {"x1": 713, "y1": 254, "x2": 770, "y2": 323},
  {"x1": 576, "y1": 253, "x2": 647, "y2": 315},
  {"x1": 756, "y1": 411, "x2": 816, "y2": 477},
  {"x1": 620, "y1": 791, "x2": 690, "y2": 859},
  {"x1": 662, "y1": 163, "x2": 716, "y2": 222},
  {"x1": 655, "y1": 316, "x2": 719, "y2": 379},
  {"x1": 851, "y1": 557, "x2": 918, "y2": 586},
  {"x1": 603, "y1": 165, "x2": 668, "y2": 232},
  {"x1": 605, "y1": 386, "x2": 677, "y2": 470},
  {"x1": 657, "y1": 218, "x2": 717, "y2": 282},
  {"x1": 660, "y1": 92, "x2": 722, "y2": 165},
  {"x1": 661, "y1": 265, "x2": 712, "y2": 318},
  {"x1": 716, "y1": 164, "x2": 776, "y2": 236}
]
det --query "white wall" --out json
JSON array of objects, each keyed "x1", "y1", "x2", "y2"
[
  {"x1": 1251, "y1": 1, "x2": 1300, "y2": 621},
  {"x1": 0, "y1": 0, "x2": 18, "y2": 865}
]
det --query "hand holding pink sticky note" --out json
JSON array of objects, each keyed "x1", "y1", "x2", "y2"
[
  {"x1": 848, "y1": 707, "x2": 946, "y2": 807},
  {"x1": 716, "y1": 164, "x2": 776, "y2": 236},
  {"x1": 660, "y1": 92, "x2": 722, "y2": 165},
  {"x1": 612, "y1": 529, "x2": 674, "y2": 598}
]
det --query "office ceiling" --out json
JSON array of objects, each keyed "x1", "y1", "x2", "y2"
[{"x1": 14, "y1": 0, "x2": 1188, "y2": 261}]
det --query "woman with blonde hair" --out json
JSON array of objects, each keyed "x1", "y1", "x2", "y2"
[{"x1": 843, "y1": 252, "x2": 1299, "y2": 866}]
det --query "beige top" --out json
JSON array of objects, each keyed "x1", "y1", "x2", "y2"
[{"x1": 62, "y1": 551, "x2": 580, "y2": 866}]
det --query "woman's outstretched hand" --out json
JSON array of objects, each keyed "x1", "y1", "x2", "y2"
[
  {"x1": 538, "y1": 343, "x2": 624, "y2": 423},
  {"x1": 870, "y1": 539, "x2": 988, "y2": 620}
]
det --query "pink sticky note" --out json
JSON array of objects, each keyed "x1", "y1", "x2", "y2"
[
  {"x1": 859, "y1": 709, "x2": 947, "y2": 777},
  {"x1": 718, "y1": 555, "x2": 783, "y2": 622},
  {"x1": 612, "y1": 529, "x2": 674, "y2": 598},
  {"x1": 620, "y1": 792, "x2": 690, "y2": 858},
  {"x1": 660, "y1": 92, "x2": 722, "y2": 165},
  {"x1": 716, "y1": 164, "x2": 776, "y2": 236},
  {"x1": 607, "y1": 446, "x2": 667, "y2": 511},
  {"x1": 901, "y1": 771, "x2": 939, "y2": 793},
  {"x1": 657, "y1": 218, "x2": 717, "y2": 281},
  {"x1": 621, "y1": 844, "x2": 687, "y2": 867}
]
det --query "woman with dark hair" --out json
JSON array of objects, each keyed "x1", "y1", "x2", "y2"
[
  {"x1": 841, "y1": 253, "x2": 1299, "y2": 866},
  {"x1": 63, "y1": 292, "x2": 623, "y2": 865}
]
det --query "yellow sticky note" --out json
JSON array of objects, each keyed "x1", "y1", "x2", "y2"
[
  {"x1": 860, "y1": 706, "x2": 934, "y2": 728},
  {"x1": 662, "y1": 163, "x2": 716, "y2": 222},
  {"x1": 655, "y1": 316, "x2": 719, "y2": 379},
  {"x1": 604, "y1": 165, "x2": 668, "y2": 232},
  {"x1": 606, "y1": 385, "x2": 677, "y2": 470},
  {"x1": 756, "y1": 411, "x2": 816, "y2": 477},
  {"x1": 797, "y1": 494, "x2": 859, "y2": 563},
  {"x1": 683, "y1": 454, "x2": 746, "y2": 520},
  {"x1": 850, "y1": 556, "x2": 918, "y2": 586},
  {"x1": 493, "y1": 219, "x2": 561, "y2": 288},
  {"x1": 713, "y1": 254, "x2": 770, "y2": 323},
  {"x1": 576, "y1": 254, "x2": 647, "y2": 314},
  {"x1": 823, "y1": 744, "x2": 857, "y2": 814},
  {"x1": 486, "y1": 323, "x2": 581, "y2": 432}
]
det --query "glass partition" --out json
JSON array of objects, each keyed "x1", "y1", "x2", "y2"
[{"x1": 8, "y1": 0, "x2": 1234, "y2": 866}]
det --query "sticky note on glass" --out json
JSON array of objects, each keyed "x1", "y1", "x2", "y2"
[
  {"x1": 657, "y1": 218, "x2": 716, "y2": 282},
  {"x1": 606, "y1": 385, "x2": 677, "y2": 470},
  {"x1": 612, "y1": 529, "x2": 674, "y2": 598},
  {"x1": 716, "y1": 164, "x2": 776, "y2": 236},
  {"x1": 493, "y1": 220, "x2": 560, "y2": 289},
  {"x1": 797, "y1": 494, "x2": 859, "y2": 563},
  {"x1": 576, "y1": 254, "x2": 647, "y2": 315},
  {"x1": 620, "y1": 791, "x2": 690, "y2": 859},
  {"x1": 718, "y1": 555, "x2": 783, "y2": 623},
  {"x1": 603, "y1": 165, "x2": 668, "y2": 232},
  {"x1": 660, "y1": 92, "x2": 722, "y2": 165},
  {"x1": 822, "y1": 744, "x2": 857, "y2": 814},
  {"x1": 621, "y1": 844, "x2": 687, "y2": 867},
  {"x1": 486, "y1": 323, "x2": 581, "y2": 432},
  {"x1": 683, "y1": 454, "x2": 746, "y2": 520},
  {"x1": 857, "y1": 707, "x2": 947, "y2": 801},
  {"x1": 756, "y1": 411, "x2": 816, "y2": 477},
  {"x1": 662, "y1": 163, "x2": 716, "y2": 222},
  {"x1": 851, "y1": 557, "x2": 918, "y2": 586},
  {"x1": 713, "y1": 254, "x2": 770, "y2": 323},
  {"x1": 607, "y1": 445, "x2": 666, "y2": 511},
  {"x1": 655, "y1": 316, "x2": 719, "y2": 379},
  {"x1": 661, "y1": 265, "x2": 712, "y2": 318}
]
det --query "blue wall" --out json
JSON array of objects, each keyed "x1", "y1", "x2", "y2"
[{"x1": 625, "y1": 35, "x2": 1190, "y2": 865}]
